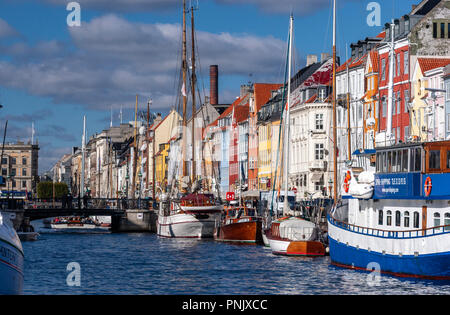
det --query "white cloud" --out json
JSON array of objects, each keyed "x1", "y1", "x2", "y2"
[{"x1": 0, "y1": 14, "x2": 286, "y2": 110}]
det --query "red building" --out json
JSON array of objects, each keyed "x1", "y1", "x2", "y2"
[{"x1": 378, "y1": 31, "x2": 411, "y2": 143}]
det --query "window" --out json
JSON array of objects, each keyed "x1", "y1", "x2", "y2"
[
  {"x1": 381, "y1": 59, "x2": 386, "y2": 81},
  {"x1": 396, "y1": 53, "x2": 401, "y2": 77},
  {"x1": 378, "y1": 210, "x2": 383, "y2": 225},
  {"x1": 315, "y1": 114, "x2": 324, "y2": 130},
  {"x1": 404, "y1": 51, "x2": 409, "y2": 75},
  {"x1": 315, "y1": 144, "x2": 324, "y2": 160},
  {"x1": 386, "y1": 211, "x2": 392, "y2": 226},
  {"x1": 441, "y1": 23, "x2": 445, "y2": 39},
  {"x1": 382, "y1": 99, "x2": 387, "y2": 118},
  {"x1": 429, "y1": 150, "x2": 440, "y2": 170},
  {"x1": 445, "y1": 213, "x2": 450, "y2": 231},
  {"x1": 404, "y1": 212, "x2": 410, "y2": 228},
  {"x1": 395, "y1": 211, "x2": 401, "y2": 227},
  {"x1": 11, "y1": 158, "x2": 16, "y2": 165},
  {"x1": 405, "y1": 89, "x2": 410, "y2": 113},
  {"x1": 1, "y1": 169, "x2": 6, "y2": 176},
  {"x1": 22, "y1": 157, "x2": 27, "y2": 165},
  {"x1": 12, "y1": 180, "x2": 16, "y2": 188},
  {"x1": 1, "y1": 158, "x2": 6, "y2": 165},
  {"x1": 434, "y1": 212, "x2": 441, "y2": 229},
  {"x1": 22, "y1": 181, "x2": 26, "y2": 189},
  {"x1": 22, "y1": 168, "x2": 26, "y2": 176},
  {"x1": 433, "y1": 22, "x2": 438, "y2": 38},
  {"x1": 11, "y1": 168, "x2": 16, "y2": 176},
  {"x1": 414, "y1": 212, "x2": 420, "y2": 229}
]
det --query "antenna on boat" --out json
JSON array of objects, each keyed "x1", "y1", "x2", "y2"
[{"x1": 332, "y1": 0, "x2": 338, "y2": 203}]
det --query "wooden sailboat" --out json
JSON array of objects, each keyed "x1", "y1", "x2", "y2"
[
  {"x1": 157, "y1": 1, "x2": 222, "y2": 239},
  {"x1": 266, "y1": 15, "x2": 326, "y2": 257}
]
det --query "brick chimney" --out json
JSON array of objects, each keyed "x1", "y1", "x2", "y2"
[{"x1": 210, "y1": 65, "x2": 219, "y2": 105}]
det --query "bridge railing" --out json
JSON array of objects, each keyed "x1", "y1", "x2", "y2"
[{"x1": 20, "y1": 198, "x2": 155, "y2": 211}]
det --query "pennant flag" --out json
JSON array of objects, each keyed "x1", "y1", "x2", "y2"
[{"x1": 181, "y1": 83, "x2": 187, "y2": 97}]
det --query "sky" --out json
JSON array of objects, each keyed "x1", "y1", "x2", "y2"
[{"x1": 0, "y1": 0, "x2": 421, "y2": 173}]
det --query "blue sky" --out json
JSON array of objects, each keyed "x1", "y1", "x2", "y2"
[{"x1": 0, "y1": 0, "x2": 420, "y2": 173}]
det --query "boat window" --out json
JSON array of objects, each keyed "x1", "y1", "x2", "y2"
[
  {"x1": 395, "y1": 211, "x2": 401, "y2": 227},
  {"x1": 429, "y1": 150, "x2": 441, "y2": 170},
  {"x1": 376, "y1": 153, "x2": 381, "y2": 172},
  {"x1": 409, "y1": 149, "x2": 415, "y2": 172},
  {"x1": 434, "y1": 212, "x2": 441, "y2": 229},
  {"x1": 414, "y1": 148, "x2": 422, "y2": 172},
  {"x1": 413, "y1": 211, "x2": 420, "y2": 229},
  {"x1": 402, "y1": 149, "x2": 408, "y2": 172},
  {"x1": 392, "y1": 151, "x2": 398, "y2": 172},
  {"x1": 404, "y1": 211, "x2": 410, "y2": 228},
  {"x1": 387, "y1": 151, "x2": 392, "y2": 173},
  {"x1": 378, "y1": 210, "x2": 383, "y2": 225},
  {"x1": 386, "y1": 210, "x2": 392, "y2": 226},
  {"x1": 445, "y1": 213, "x2": 450, "y2": 232},
  {"x1": 447, "y1": 151, "x2": 450, "y2": 169}
]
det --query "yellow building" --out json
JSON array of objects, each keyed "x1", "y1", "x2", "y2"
[
  {"x1": 363, "y1": 50, "x2": 380, "y2": 149},
  {"x1": 257, "y1": 92, "x2": 284, "y2": 191},
  {"x1": 155, "y1": 143, "x2": 170, "y2": 191},
  {"x1": 257, "y1": 122, "x2": 272, "y2": 190},
  {"x1": 411, "y1": 58, "x2": 430, "y2": 141}
]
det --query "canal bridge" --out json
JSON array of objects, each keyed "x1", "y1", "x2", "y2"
[{"x1": 1, "y1": 198, "x2": 157, "y2": 233}]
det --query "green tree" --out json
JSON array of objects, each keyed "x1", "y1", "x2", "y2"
[{"x1": 37, "y1": 182, "x2": 68, "y2": 199}]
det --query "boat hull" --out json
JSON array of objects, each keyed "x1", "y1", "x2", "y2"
[
  {"x1": 268, "y1": 237, "x2": 326, "y2": 256},
  {"x1": 49, "y1": 223, "x2": 97, "y2": 229},
  {"x1": 0, "y1": 238, "x2": 24, "y2": 294},
  {"x1": 215, "y1": 220, "x2": 263, "y2": 244},
  {"x1": 157, "y1": 212, "x2": 220, "y2": 239},
  {"x1": 328, "y1": 216, "x2": 450, "y2": 280},
  {"x1": 262, "y1": 230, "x2": 270, "y2": 247}
]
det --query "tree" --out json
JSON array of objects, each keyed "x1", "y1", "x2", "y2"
[{"x1": 37, "y1": 182, "x2": 69, "y2": 199}]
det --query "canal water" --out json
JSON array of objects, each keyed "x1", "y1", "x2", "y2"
[{"x1": 22, "y1": 224, "x2": 450, "y2": 295}]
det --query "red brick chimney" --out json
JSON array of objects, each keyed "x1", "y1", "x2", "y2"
[{"x1": 210, "y1": 65, "x2": 219, "y2": 105}]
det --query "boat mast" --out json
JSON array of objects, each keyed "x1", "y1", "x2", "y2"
[
  {"x1": 182, "y1": 0, "x2": 188, "y2": 189},
  {"x1": 81, "y1": 116, "x2": 86, "y2": 198},
  {"x1": 283, "y1": 14, "x2": 293, "y2": 216},
  {"x1": 332, "y1": 0, "x2": 338, "y2": 202},
  {"x1": 131, "y1": 95, "x2": 138, "y2": 199},
  {"x1": 346, "y1": 65, "x2": 351, "y2": 162},
  {"x1": 386, "y1": 21, "x2": 395, "y2": 143},
  {"x1": 190, "y1": 5, "x2": 197, "y2": 185}
]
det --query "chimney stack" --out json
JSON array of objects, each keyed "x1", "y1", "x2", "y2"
[
  {"x1": 306, "y1": 55, "x2": 318, "y2": 67},
  {"x1": 210, "y1": 65, "x2": 219, "y2": 105},
  {"x1": 321, "y1": 53, "x2": 330, "y2": 62}
]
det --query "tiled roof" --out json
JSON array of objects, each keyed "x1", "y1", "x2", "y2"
[
  {"x1": 418, "y1": 58, "x2": 450, "y2": 73},
  {"x1": 368, "y1": 50, "x2": 380, "y2": 73},
  {"x1": 254, "y1": 83, "x2": 283, "y2": 112},
  {"x1": 305, "y1": 94, "x2": 318, "y2": 104},
  {"x1": 337, "y1": 53, "x2": 368, "y2": 73}
]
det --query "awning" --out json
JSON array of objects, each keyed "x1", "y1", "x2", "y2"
[
  {"x1": 352, "y1": 149, "x2": 376, "y2": 156},
  {"x1": 311, "y1": 173, "x2": 323, "y2": 183}
]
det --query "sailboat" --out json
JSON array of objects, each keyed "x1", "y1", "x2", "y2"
[
  {"x1": 265, "y1": 15, "x2": 326, "y2": 257},
  {"x1": 157, "y1": 0, "x2": 222, "y2": 239}
]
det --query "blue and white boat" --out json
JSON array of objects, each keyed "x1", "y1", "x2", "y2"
[
  {"x1": 328, "y1": 141, "x2": 450, "y2": 279},
  {"x1": 0, "y1": 212, "x2": 24, "y2": 294}
]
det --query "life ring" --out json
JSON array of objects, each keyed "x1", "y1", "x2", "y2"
[
  {"x1": 424, "y1": 177, "x2": 432, "y2": 197},
  {"x1": 343, "y1": 171, "x2": 351, "y2": 193}
]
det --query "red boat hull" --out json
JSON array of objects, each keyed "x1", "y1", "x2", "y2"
[{"x1": 215, "y1": 220, "x2": 263, "y2": 244}]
